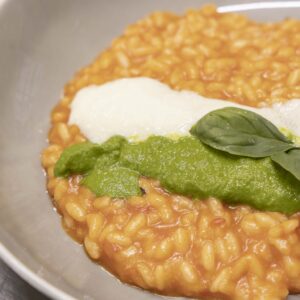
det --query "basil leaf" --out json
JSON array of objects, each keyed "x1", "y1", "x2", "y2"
[
  {"x1": 271, "y1": 149, "x2": 300, "y2": 181},
  {"x1": 190, "y1": 107, "x2": 294, "y2": 157}
]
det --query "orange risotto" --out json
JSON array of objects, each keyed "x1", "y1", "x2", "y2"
[{"x1": 42, "y1": 5, "x2": 300, "y2": 300}]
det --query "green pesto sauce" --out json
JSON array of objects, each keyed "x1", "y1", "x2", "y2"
[
  {"x1": 54, "y1": 135, "x2": 300, "y2": 214},
  {"x1": 120, "y1": 136, "x2": 300, "y2": 214}
]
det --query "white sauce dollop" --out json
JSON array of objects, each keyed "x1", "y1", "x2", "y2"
[{"x1": 69, "y1": 77, "x2": 300, "y2": 143}]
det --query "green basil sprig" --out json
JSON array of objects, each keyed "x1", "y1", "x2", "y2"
[
  {"x1": 190, "y1": 107, "x2": 300, "y2": 180},
  {"x1": 271, "y1": 149, "x2": 300, "y2": 181}
]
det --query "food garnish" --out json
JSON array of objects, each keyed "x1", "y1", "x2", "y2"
[{"x1": 54, "y1": 109, "x2": 300, "y2": 214}]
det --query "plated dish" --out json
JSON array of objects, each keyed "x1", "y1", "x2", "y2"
[{"x1": 41, "y1": 4, "x2": 300, "y2": 300}]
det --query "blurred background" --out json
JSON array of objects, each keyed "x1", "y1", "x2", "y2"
[{"x1": 0, "y1": 260, "x2": 48, "y2": 300}]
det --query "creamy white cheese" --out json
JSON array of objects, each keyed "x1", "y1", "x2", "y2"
[{"x1": 69, "y1": 77, "x2": 300, "y2": 143}]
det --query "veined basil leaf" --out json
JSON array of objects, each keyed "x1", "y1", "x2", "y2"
[
  {"x1": 190, "y1": 107, "x2": 294, "y2": 158},
  {"x1": 271, "y1": 149, "x2": 300, "y2": 181}
]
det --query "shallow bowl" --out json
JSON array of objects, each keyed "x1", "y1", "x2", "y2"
[{"x1": 0, "y1": 1, "x2": 300, "y2": 299}]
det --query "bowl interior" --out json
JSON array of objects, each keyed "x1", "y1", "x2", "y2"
[{"x1": 0, "y1": 1, "x2": 299, "y2": 299}]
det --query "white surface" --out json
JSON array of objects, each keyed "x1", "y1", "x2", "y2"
[
  {"x1": 0, "y1": 244, "x2": 74, "y2": 300},
  {"x1": 69, "y1": 77, "x2": 300, "y2": 143},
  {"x1": 0, "y1": 1, "x2": 299, "y2": 300},
  {"x1": 218, "y1": 1, "x2": 300, "y2": 12}
]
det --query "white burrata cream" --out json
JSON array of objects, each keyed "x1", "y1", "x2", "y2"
[{"x1": 69, "y1": 77, "x2": 300, "y2": 143}]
